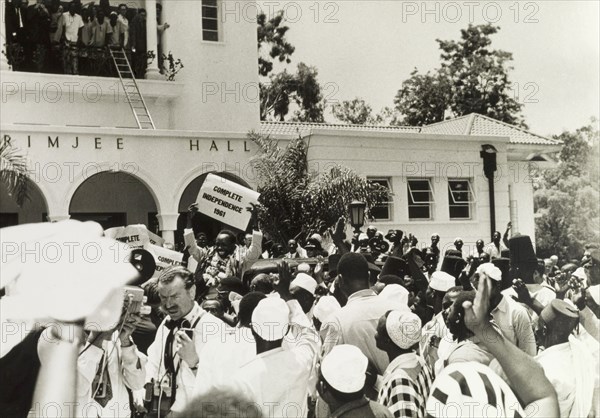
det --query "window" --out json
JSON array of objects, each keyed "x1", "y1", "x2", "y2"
[
  {"x1": 202, "y1": 0, "x2": 219, "y2": 41},
  {"x1": 407, "y1": 179, "x2": 434, "y2": 220},
  {"x1": 448, "y1": 179, "x2": 476, "y2": 219},
  {"x1": 368, "y1": 178, "x2": 392, "y2": 221}
]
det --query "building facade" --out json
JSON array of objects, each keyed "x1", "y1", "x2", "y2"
[{"x1": 1, "y1": 0, "x2": 560, "y2": 251}]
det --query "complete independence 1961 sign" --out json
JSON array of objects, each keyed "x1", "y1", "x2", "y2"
[{"x1": 196, "y1": 174, "x2": 260, "y2": 230}]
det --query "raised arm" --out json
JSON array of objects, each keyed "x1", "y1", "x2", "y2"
[{"x1": 464, "y1": 275, "x2": 558, "y2": 416}]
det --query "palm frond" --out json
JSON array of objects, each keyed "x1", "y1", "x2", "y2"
[{"x1": 0, "y1": 142, "x2": 30, "y2": 207}]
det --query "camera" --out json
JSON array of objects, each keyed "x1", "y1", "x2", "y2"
[{"x1": 124, "y1": 286, "x2": 145, "y2": 314}]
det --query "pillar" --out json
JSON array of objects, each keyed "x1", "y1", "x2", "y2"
[
  {"x1": 159, "y1": 0, "x2": 170, "y2": 60},
  {"x1": 144, "y1": 0, "x2": 161, "y2": 80},
  {"x1": 157, "y1": 213, "x2": 180, "y2": 244},
  {"x1": 1, "y1": 8, "x2": 10, "y2": 71}
]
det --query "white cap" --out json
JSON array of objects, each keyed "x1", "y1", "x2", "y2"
[
  {"x1": 313, "y1": 296, "x2": 341, "y2": 322},
  {"x1": 476, "y1": 263, "x2": 502, "y2": 282},
  {"x1": 358, "y1": 233, "x2": 369, "y2": 241},
  {"x1": 430, "y1": 271, "x2": 456, "y2": 292},
  {"x1": 297, "y1": 263, "x2": 311, "y2": 273},
  {"x1": 588, "y1": 285, "x2": 600, "y2": 306},
  {"x1": 321, "y1": 345, "x2": 368, "y2": 393},
  {"x1": 572, "y1": 267, "x2": 587, "y2": 281},
  {"x1": 290, "y1": 273, "x2": 318, "y2": 295},
  {"x1": 378, "y1": 284, "x2": 409, "y2": 308},
  {"x1": 251, "y1": 296, "x2": 290, "y2": 341},
  {"x1": 386, "y1": 310, "x2": 422, "y2": 349},
  {"x1": 310, "y1": 233, "x2": 323, "y2": 243}
]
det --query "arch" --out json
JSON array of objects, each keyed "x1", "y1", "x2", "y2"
[
  {"x1": 68, "y1": 171, "x2": 159, "y2": 230},
  {"x1": 64, "y1": 162, "x2": 164, "y2": 214},
  {"x1": 0, "y1": 179, "x2": 49, "y2": 226}
]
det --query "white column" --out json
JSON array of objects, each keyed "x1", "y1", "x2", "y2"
[
  {"x1": 145, "y1": 0, "x2": 161, "y2": 80},
  {"x1": 160, "y1": 0, "x2": 169, "y2": 59},
  {"x1": 1, "y1": 8, "x2": 10, "y2": 71},
  {"x1": 157, "y1": 213, "x2": 180, "y2": 244}
]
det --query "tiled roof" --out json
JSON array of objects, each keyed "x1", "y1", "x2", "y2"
[
  {"x1": 260, "y1": 114, "x2": 560, "y2": 146},
  {"x1": 259, "y1": 121, "x2": 420, "y2": 138},
  {"x1": 420, "y1": 114, "x2": 561, "y2": 146}
]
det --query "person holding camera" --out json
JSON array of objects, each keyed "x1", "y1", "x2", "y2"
[
  {"x1": 141, "y1": 266, "x2": 224, "y2": 417},
  {"x1": 76, "y1": 300, "x2": 146, "y2": 418}
]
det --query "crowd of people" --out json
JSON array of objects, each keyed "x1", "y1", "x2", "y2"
[
  {"x1": 1, "y1": 205, "x2": 599, "y2": 418},
  {"x1": 4, "y1": 0, "x2": 168, "y2": 77}
]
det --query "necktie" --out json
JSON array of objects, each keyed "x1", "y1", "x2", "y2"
[
  {"x1": 93, "y1": 352, "x2": 113, "y2": 407},
  {"x1": 163, "y1": 318, "x2": 191, "y2": 403}
]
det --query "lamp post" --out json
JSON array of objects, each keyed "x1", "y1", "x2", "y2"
[
  {"x1": 349, "y1": 200, "x2": 367, "y2": 234},
  {"x1": 480, "y1": 144, "x2": 498, "y2": 239}
]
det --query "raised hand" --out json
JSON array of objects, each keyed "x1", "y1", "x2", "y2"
[
  {"x1": 511, "y1": 279, "x2": 533, "y2": 306},
  {"x1": 275, "y1": 260, "x2": 293, "y2": 300},
  {"x1": 463, "y1": 273, "x2": 492, "y2": 336}
]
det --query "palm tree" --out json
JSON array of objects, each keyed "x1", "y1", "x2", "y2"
[{"x1": 0, "y1": 141, "x2": 30, "y2": 207}]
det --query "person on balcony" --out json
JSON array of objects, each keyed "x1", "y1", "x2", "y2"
[
  {"x1": 61, "y1": 2, "x2": 83, "y2": 75},
  {"x1": 90, "y1": 9, "x2": 112, "y2": 48},
  {"x1": 129, "y1": 8, "x2": 147, "y2": 78},
  {"x1": 26, "y1": 0, "x2": 51, "y2": 72},
  {"x1": 117, "y1": 4, "x2": 130, "y2": 48}
]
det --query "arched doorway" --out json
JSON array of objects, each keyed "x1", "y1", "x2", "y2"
[
  {"x1": 69, "y1": 172, "x2": 158, "y2": 231},
  {"x1": 176, "y1": 172, "x2": 252, "y2": 248},
  {"x1": 0, "y1": 180, "x2": 48, "y2": 227}
]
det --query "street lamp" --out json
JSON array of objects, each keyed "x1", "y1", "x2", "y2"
[
  {"x1": 349, "y1": 200, "x2": 367, "y2": 234},
  {"x1": 480, "y1": 144, "x2": 498, "y2": 239}
]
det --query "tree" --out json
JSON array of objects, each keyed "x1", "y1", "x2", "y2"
[
  {"x1": 257, "y1": 11, "x2": 295, "y2": 77},
  {"x1": 260, "y1": 63, "x2": 325, "y2": 122},
  {"x1": 0, "y1": 141, "x2": 30, "y2": 206},
  {"x1": 534, "y1": 119, "x2": 599, "y2": 260},
  {"x1": 394, "y1": 24, "x2": 525, "y2": 127},
  {"x1": 249, "y1": 132, "x2": 388, "y2": 244},
  {"x1": 332, "y1": 98, "x2": 402, "y2": 126},
  {"x1": 257, "y1": 11, "x2": 325, "y2": 122}
]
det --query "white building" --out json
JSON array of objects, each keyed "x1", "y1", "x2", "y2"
[{"x1": 1, "y1": 0, "x2": 560, "y2": 252}]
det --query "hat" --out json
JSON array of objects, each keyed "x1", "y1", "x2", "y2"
[
  {"x1": 290, "y1": 273, "x2": 318, "y2": 295},
  {"x1": 430, "y1": 271, "x2": 456, "y2": 292},
  {"x1": 440, "y1": 256, "x2": 466, "y2": 280},
  {"x1": 313, "y1": 295, "x2": 341, "y2": 322},
  {"x1": 425, "y1": 362, "x2": 524, "y2": 417},
  {"x1": 251, "y1": 296, "x2": 290, "y2": 341},
  {"x1": 378, "y1": 274, "x2": 403, "y2": 286},
  {"x1": 444, "y1": 249, "x2": 462, "y2": 258},
  {"x1": 491, "y1": 257, "x2": 511, "y2": 290},
  {"x1": 476, "y1": 263, "x2": 502, "y2": 282},
  {"x1": 385, "y1": 229, "x2": 403, "y2": 241},
  {"x1": 358, "y1": 233, "x2": 369, "y2": 242},
  {"x1": 385, "y1": 310, "x2": 422, "y2": 349},
  {"x1": 509, "y1": 235, "x2": 538, "y2": 266},
  {"x1": 540, "y1": 299, "x2": 579, "y2": 328},
  {"x1": 218, "y1": 276, "x2": 248, "y2": 295},
  {"x1": 328, "y1": 254, "x2": 341, "y2": 276},
  {"x1": 588, "y1": 285, "x2": 600, "y2": 306},
  {"x1": 572, "y1": 267, "x2": 587, "y2": 281},
  {"x1": 380, "y1": 256, "x2": 408, "y2": 277},
  {"x1": 297, "y1": 263, "x2": 311, "y2": 273},
  {"x1": 310, "y1": 233, "x2": 323, "y2": 244},
  {"x1": 378, "y1": 284, "x2": 409, "y2": 308},
  {"x1": 321, "y1": 345, "x2": 368, "y2": 393}
]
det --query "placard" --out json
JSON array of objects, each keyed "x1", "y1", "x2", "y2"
[
  {"x1": 196, "y1": 174, "x2": 260, "y2": 231},
  {"x1": 148, "y1": 244, "x2": 184, "y2": 278},
  {"x1": 104, "y1": 225, "x2": 150, "y2": 250}
]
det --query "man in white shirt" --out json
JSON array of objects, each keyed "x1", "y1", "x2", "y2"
[
  {"x1": 227, "y1": 268, "x2": 320, "y2": 418},
  {"x1": 476, "y1": 263, "x2": 536, "y2": 356},
  {"x1": 143, "y1": 266, "x2": 224, "y2": 416},
  {"x1": 77, "y1": 309, "x2": 146, "y2": 418},
  {"x1": 535, "y1": 299, "x2": 595, "y2": 417},
  {"x1": 61, "y1": 2, "x2": 83, "y2": 74}
]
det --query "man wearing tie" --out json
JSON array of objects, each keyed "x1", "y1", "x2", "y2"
[
  {"x1": 143, "y1": 266, "x2": 224, "y2": 417},
  {"x1": 4, "y1": 0, "x2": 28, "y2": 70}
]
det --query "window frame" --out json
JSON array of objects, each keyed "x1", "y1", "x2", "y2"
[
  {"x1": 367, "y1": 177, "x2": 393, "y2": 221},
  {"x1": 448, "y1": 178, "x2": 476, "y2": 220},
  {"x1": 407, "y1": 178, "x2": 435, "y2": 221},
  {"x1": 201, "y1": 0, "x2": 220, "y2": 42}
]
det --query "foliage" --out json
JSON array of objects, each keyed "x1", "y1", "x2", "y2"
[
  {"x1": 534, "y1": 119, "x2": 599, "y2": 260},
  {"x1": 0, "y1": 141, "x2": 30, "y2": 207},
  {"x1": 257, "y1": 12, "x2": 325, "y2": 122},
  {"x1": 257, "y1": 11, "x2": 295, "y2": 77},
  {"x1": 249, "y1": 132, "x2": 388, "y2": 243},
  {"x1": 161, "y1": 52, "x2": 184, "y2": 82},
  {"x1": 260, "y1": 63, "x2": 325, "y2": 122},
  {"x1": 332, "y1": 98, "x2": 402, "y2": 126},
  {"x1": 394, "y1": 24, "x2": 525, "y2": 127}
]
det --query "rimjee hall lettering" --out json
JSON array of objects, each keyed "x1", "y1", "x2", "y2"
[{"x1": 1, "y1": 134, "x2": 253, "y2": 152}]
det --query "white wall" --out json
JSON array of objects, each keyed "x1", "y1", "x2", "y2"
[{"x1": 305, "y1": 130, "x2": 511, "y2": 252}]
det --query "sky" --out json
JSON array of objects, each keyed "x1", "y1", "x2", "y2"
[{"x1": 257, "y1": 0, "x2": 600, "y2": 137}]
